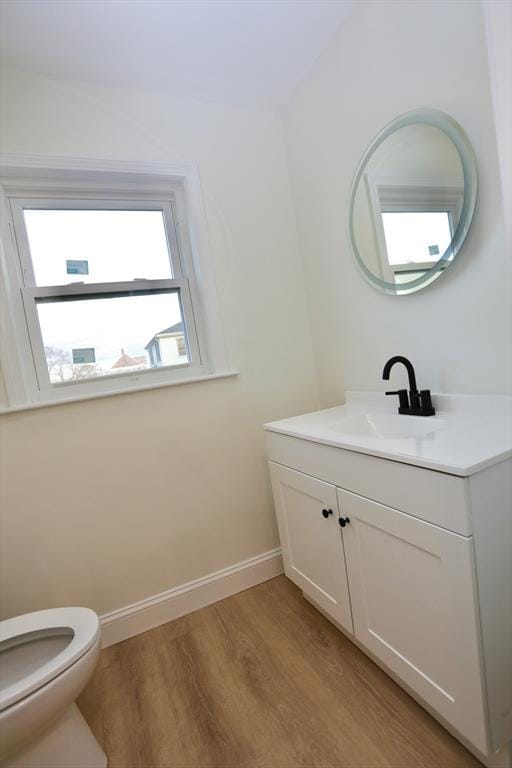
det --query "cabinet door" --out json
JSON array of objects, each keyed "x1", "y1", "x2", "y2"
[
  {"x1": 270, "y1": 462, "x2": 353, "y2": 633},
  {"x1": 339, "y1": 488, "x2": 488, "y2": 754}
]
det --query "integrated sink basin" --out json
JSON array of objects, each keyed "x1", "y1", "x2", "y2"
[
  {"x1": 264, "y1": 391, "x2": 512, "y2": 475},
  {"x1": 329, "y1": 413, "x2": 446, "y2": 440}
]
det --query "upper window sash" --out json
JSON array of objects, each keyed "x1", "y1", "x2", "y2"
[{"x1": 8, "y1": 197, "x2": 184, "y2": 287}]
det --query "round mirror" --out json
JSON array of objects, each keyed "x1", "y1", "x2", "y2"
[{"x1": 348, "y1": 109, "x2": 477, "y2": 294}]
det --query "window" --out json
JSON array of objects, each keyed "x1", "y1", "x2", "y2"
[
  {"x1": 72, "y1": 348, "x2": 96, "y2": 365},
  {"x1": 176, "y1": 335, "x2": 187, "y2": 357},
  {"x1": 0, "y1": 157, "x2": 231, "y2": 408},
  {"x1": 363, "y1": 172, "x2": 463, "y2": 286},
  {"x1": 381, "y1": 210, "x2": 454, "y2": 284},
  {"x1": 381, "y1": 211, "x2": 453, "y2": 268}
]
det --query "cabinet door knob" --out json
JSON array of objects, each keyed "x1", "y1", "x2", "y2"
[
  {"x1": 338, "y1": 517, "x2": 350, "y2": 527},
  {"x1": 321, "y1": 508, "x2": 333, "y2": 519}
]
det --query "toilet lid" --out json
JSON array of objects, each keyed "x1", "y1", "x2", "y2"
[{"x1": 0, "y1": 607, "x2": 100, "y2": 711}]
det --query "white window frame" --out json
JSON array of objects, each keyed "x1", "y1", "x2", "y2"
[
  {"x1": 364, "y1": 172, "x2": 464, "y2": 283},
  {"x1": 0, "y1": 155, "x2": 233, "y2": 410}
]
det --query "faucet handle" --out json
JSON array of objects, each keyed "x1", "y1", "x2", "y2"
[
  {"x1": 409, "y1": 389, "x2": 421, "y2": 410},
  {"x1": 419, "y1": 389, "x2": 436, "y2": 415},
  {"x1": 385, "y1": 389, "x2": 409, "y2": 410}
]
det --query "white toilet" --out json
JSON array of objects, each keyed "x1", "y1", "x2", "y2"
[{"x1": 0, "y1": 607, "x2": 107, "y2": 768}]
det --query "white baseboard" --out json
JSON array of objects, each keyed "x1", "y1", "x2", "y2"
[{"x1": 99, "y1": 548, "x2": 283, "y2": 648}]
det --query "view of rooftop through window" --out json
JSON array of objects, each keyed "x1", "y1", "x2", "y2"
[
  {"x1": 23, "y1": 209, "x2": 189, "y2": 383},
  {"x1": 37, "y1": 292, "x2": 188, "y2": 383}
]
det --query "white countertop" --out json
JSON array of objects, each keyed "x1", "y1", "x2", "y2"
[{"x1": 264, "y1": 391, "x2": 512, "y2": 476}]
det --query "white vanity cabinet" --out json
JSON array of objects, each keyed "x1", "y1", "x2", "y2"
[{"x1": 265, "y1": 395, "x2": 512, "y2": 768}]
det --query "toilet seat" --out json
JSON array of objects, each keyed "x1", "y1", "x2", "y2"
[{"x1": 0, "y1": 608, "x2": 100, "y2": 711}]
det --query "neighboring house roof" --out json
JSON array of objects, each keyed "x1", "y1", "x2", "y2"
[
  {"x1": 111, "y1": 349, "x2": 147, "y2": 369},
  {"x1": 144, "y1": 322, "x2": 184, "y2": 350}
]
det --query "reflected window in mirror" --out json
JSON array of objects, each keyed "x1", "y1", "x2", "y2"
[{"x1": 382, "y1": 210, "x2": 453, "y2": 284}]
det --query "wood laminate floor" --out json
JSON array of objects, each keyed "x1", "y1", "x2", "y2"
[{"x1": 78, "y1": 576, "x2": 481, "y2": 768}]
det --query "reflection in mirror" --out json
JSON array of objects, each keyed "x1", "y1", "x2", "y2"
[{"x1": 349, "y1": 111, "x2": 476, "y2": 295}]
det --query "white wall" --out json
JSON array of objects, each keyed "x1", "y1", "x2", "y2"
[
  {"x1": 0, "y1": 68, "x2": 319, "y2": 619},
  {"x1": 482, "y1": 0, "x2": 512, "y2": 255},
  {"x1": 284, "y1": 0, "x2": 511, "y2": 402}
]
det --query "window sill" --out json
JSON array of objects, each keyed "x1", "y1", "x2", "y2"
[{"x1": 0, "y1": 369, "x2": 239, "y2": 415}]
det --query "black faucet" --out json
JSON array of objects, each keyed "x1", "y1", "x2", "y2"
[{"x1": 382, "y1": 356, "x2": 435, "y2": 416}]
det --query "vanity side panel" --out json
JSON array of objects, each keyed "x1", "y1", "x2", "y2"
[
  {"x1": 265, "y1": 431, "x2": 471, "y2": 535},
  {"x1": 469, "y1": 459, "x2": 512, "y2": 751}
]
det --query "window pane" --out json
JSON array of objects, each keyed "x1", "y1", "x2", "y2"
[
  {"x1": 36, "y1": 290, "x2": 189, "y2": 383},
  {"x1": 23, "y1": 209, "x2": 173, "y2": 285},
  {"x1": 382, "y1": 211, "x2": 452, "y2": 266}
]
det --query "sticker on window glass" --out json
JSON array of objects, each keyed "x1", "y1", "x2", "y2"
[
  {"x1": 72, "y1": 347, "x2": 96, "y2": 364},
  {"x1": 428, "y1": 245, "x2": 440, "y2": 256},
  {"x1": 66, "y1": 260, "x2": 89, "y2": 275}
]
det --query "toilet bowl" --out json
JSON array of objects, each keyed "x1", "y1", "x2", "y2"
[{"x1": 0, "y1": 607, "x2": 107, "y2": 768}]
